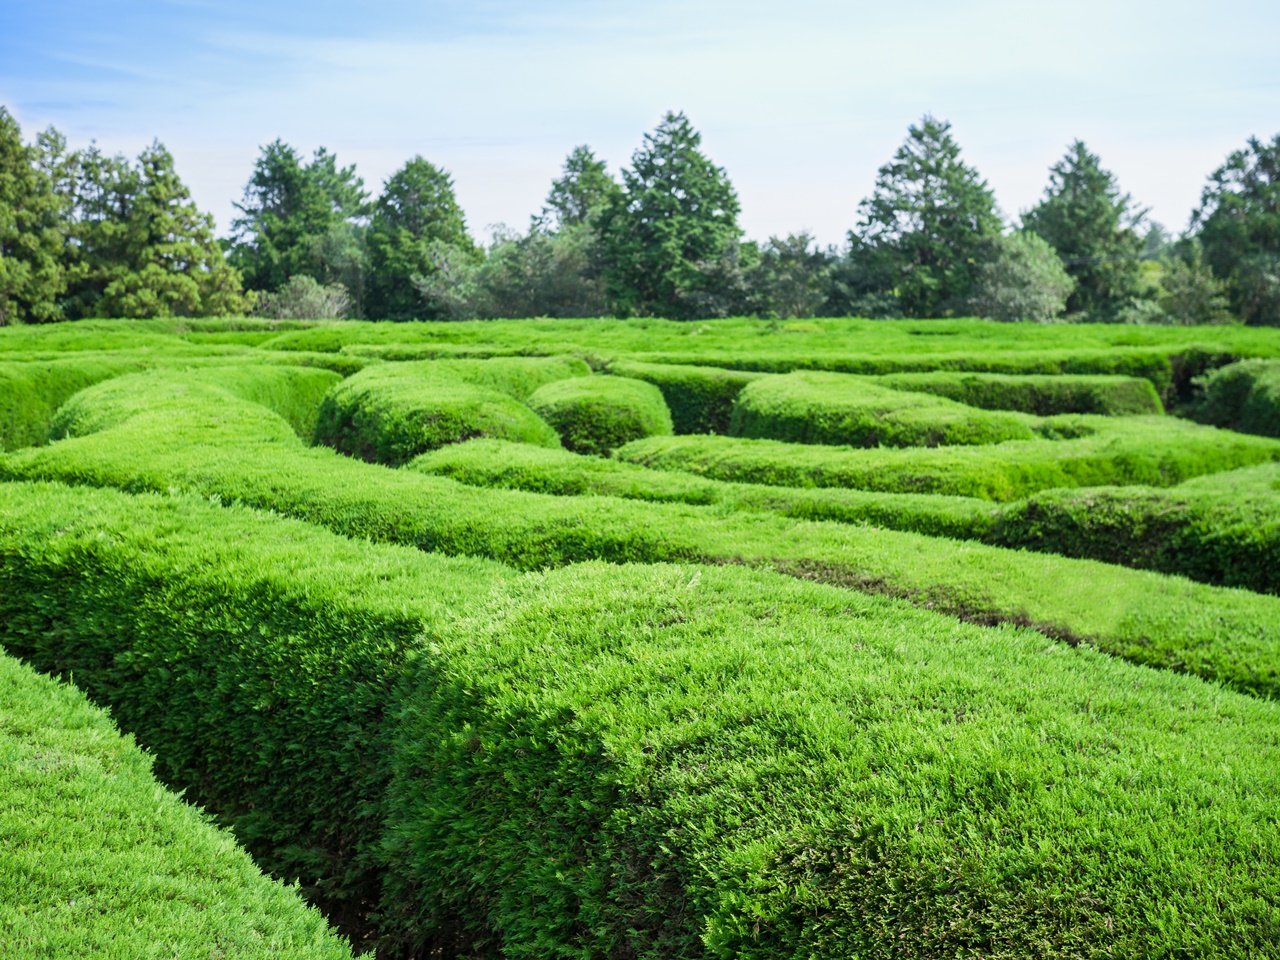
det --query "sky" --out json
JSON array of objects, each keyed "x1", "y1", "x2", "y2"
[{"x1": 2, "y1": 0, "x2": 1278, "y2": 246}]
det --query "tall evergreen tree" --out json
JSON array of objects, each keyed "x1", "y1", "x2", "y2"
[
  {"x1": 229, "y1": 141, "x2": 368, "y2": 297},
  {"x1": 847, "y1": 116, "x2": 1002, "y2": 317},
  {"x1": 58, "y1": 141, "x2": 248, "y2": 319},
  {"x1": 1023, "y1": 140, "x2": 1145, "y2": 319},
  {"x1": 0, "y1": 108, "x2": 67, "y2": 324},
  {"x1": 539, "y1": 145, "x2": 620, "y2": 231},
  {"x1": 1191, "y1": 133, "x2": 1280, "y2": 325},
  {"x1": 99, "y1": 142, "x2": 249, "y2": 317},
  {"x1": 599, "y1": 112, "x2": 744, "y2": 319},
  {"x1": 364, "y1": 157, "x2": 477, "y2": 320}
]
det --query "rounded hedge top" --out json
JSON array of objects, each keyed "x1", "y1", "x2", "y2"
[
  {"x1": 730, "y1": 371, "x2": 1038, "y2": 448},
  {"x1": 314, "y1": 364, "x2": 562, "y2": 466},
  {"x1": 528, "y1": 375, "x2": 674, "y2": 455}
]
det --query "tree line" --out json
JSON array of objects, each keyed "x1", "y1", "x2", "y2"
[{"x1": 1, "y1": 105, "x2": 1277, "y2": 325}]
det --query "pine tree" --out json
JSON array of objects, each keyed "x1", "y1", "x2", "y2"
[
  {"x1": 1191, "y1": 133, "x2": 1280, "y2": 325},
  {"x1": 364, "y1": 157, "x2": 477, "y2": 320},
  {"x1": 229, "y1": 140, "x2": 368, "y2": 297},
  {"x1": 848, "y1": 115, "x2": 1002, "y2": 317},
  {"x1": 1023, "y1": 141, "x2": 1145, "y2": 319},
  {"x1": 0, "y1": 108, "x2": 68, "y2": 323},
  {"x1": 599, "y1": 112, "x2": 744, "y2": 319},
  {"x1": 539, "y1": 145, "x2": 620, "y2": 231},
  {"x1": 61, "y1": 141, "x2": 249, "y2": 318}
]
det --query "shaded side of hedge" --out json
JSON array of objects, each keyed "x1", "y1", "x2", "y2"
[{"x1": 0, "y1": 648, "x2": 353, "y2": 959}]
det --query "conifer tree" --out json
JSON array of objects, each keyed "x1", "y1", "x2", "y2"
[
  {"x1": 1023, "y1": 140, "x2": 1145, "y2": 319},
  {"x1": 599, "y1": 112, "x2": 744, "y2": 319},
  {"x1": 0, "y1": 108, "x2": 67, "y2": 323},
  {"x1": 848, "y1": 115, "x2": 1002, "y2": 317},
  {"x1": 364, "y1": 157, "x2": 477, "y2": 320}
]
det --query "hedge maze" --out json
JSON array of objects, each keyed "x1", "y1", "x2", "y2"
[{"x1": 3, "y1": 316, "x2": 1280, "y2": 958}]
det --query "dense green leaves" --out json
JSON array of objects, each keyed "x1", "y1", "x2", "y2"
[
  {"x1": 599, "y1": 112, "x2": 745, "y2": 319},
  {"x1": 0, "y1": 647, "x2": 353, "y2": 959},
  {"x1": 527, "y1": 374, "x2": 674, "y2": 454},
  {"x1": 1191, "y1": 134, "x2": 1280, "y2": 325},
  {"x1": 365, "y1": 157, "x2": 478, "y2": 320},
  {"x1": 965, "y1": 230, "x2": 1074, "y2": 322},
  {"x1": 0, "y1": 108, "x2": 66, "y2": 324},
  {"x1": 1023, "y1": 141, "x2": 1146, "y2": 320},
  {"x1": 229, "y1": 140, "x2": 368, "y2": 302},
  {"x1": 847, "y1": 116, "x2": 1003, "y2": 317}
]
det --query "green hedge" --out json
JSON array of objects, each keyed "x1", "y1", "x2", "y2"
[
  {"x1": 617, "y1": 418, "x2": 1280, "y2": 500},
  {"x1": 1190, "y1": 359, "x2": 1280, "y2": 437},
  {"x1": 0, "y1": 648, "x2": 352, "y2": 959},
  {"x1": 606, "y1": 359, "x2": 765, "y2": 433},
  {"x1": 405, "y1": 355, "x2": 592, "y2": 399},
  {"x1": 874, "y1": 371, "x2": 1164, "y2": 416},
  {"x1": 51, "y1": 366, "x2": 341, "y2": 444},
  {"x1": 7, "y1": 384, "x2": 1280, "y2": 700},
  {"x1": 528, "y1": 375, "x2": 674, "y2": 455},
  {"x1": 5, "y1": 482, "x2": 1280, "y2": 956},
  {"x1": 0, "y1": 358, "x2": 149, "y2": 451},
  {"x1": 313, "y1": 362, "x2": 562, "y2": 466},
  {"x1": 411, "y1": 438, "x2": 1001, "y2": 540},
  {"x1": 0, "y1": 481, "x2": 508, "y2": 947},
  {"x1": 385, "y1": 560, "x2": 1280, "y2": 958},
  {"x1": 990, "y1": 467, "x2": 1280, "y2": 594},
  {"x1": 729, "y1": 372, "x2": 1038, "y2": 447}
]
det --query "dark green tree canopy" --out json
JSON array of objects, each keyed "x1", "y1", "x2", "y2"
[
  {"x1": 1191, "y1": 133, "x2": 1280, "y2": 325},
  {"x1": 0, "y1": 108, "x2": 67, "y2": 324},
  {"x1": 539, "y1": 145, "x2": 620, "y2": 231},
  {"x1": 365, "y1": 156, "x2": 477, "y2": 320},
  {"x1": 849, "y1": 116, "x2": 1003, "y2": 317},
  {"x1": 1023, "y1": 140, "x2": 1145, "y2": 319},
  {"x1": 229, "y1": 140, "x2": 368, "y2": 294},
  {"x1": 748, "y1": 232, "x2": 836, "y2": 319},
  {"x1": 599, "y1": 111, "x2": 743, "y2": 319}
]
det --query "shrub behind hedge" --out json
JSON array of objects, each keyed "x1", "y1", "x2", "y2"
[
  {"x1": 313, "y1": 363, "x2": 562, "y2": 465},
  {"x1": 1191, "y1": 359, "x2": 1280, "y2": 437},
  {"x1": 606, "y1": 359, "x2": 764, "y2": 433}
]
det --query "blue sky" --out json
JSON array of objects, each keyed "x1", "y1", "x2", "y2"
[{"x1": 3, "y1": 0, "x2": 1278, "y2": 245}]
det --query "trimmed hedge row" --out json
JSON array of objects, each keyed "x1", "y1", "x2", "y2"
[
  {"x1": 874, "y1": 370, "x2": 1164, "y2": 416},
  {"x1": 605, "y1": 359, "x2": 765, "y2": 433},
  {"x1": 412, "y1": 440, "x2": 1280, "y2": 595},
  {"x1": 313, "y1": 362, "x2": 564, "y2": 465},
  {"x1": 0, "y1": 481, "x2": 509, "y2": 950},
  {"x1": 616, "y1": 418, "x2": 1280, "y2": 500},
  {"x1": 4, "y1": 482, "x2": 1280, "y2": 957},
  {"x1": 7, "y1": 383, "x2": 1280, "y2": 700},
  {"x1": 0, "y1": 648, "x2": 352, "y2": 959},
  {"x1": 50, "y1": 365, "x2": 342, "y2": 444},
  {"x1": 990, "y1": 464, "x2": 1280, "y2": 594},
  {"x1": 528, "y1": 375, "x2": 674, "y2": 455},
  {"x1": 729, "y1": 372, "x2": 1038, "y2": 447},
  {"x1": 386, "y1": 560, "x2": 1280, "y2": 959},
  {"x1": 411, "y1": 438, "x2": 1002, "y2": 540},
  {"x1": 1190, "y1": 359, "x2": 1280, "y2": 437},
  {"x1": 0, "y1": 358, "x2": 150, "y2": 451}
]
